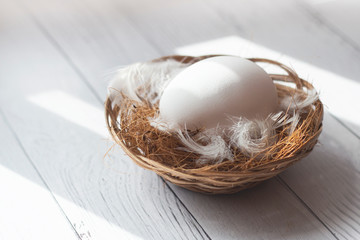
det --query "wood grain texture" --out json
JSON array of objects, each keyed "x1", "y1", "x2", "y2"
[
  {"x1": 0, "y1": 112, "x2": 79, "y2": 240},
  {"x1": 173, "y1": 0, "x2": 360, "y2": 238},
  {"x1": 300, "y1": 0, "x2": 360, "y2": 50},
  {"x1": 204, "y1": 0, "x2": 360, "y2": 138},
  {"x1": 14, "y1": 0, "x2": 345, "y2": 239},
  {"x1": 0, "y1": 1, "x2": 207, "y2": 239},
  {"x1": 296, "y1": 0, "x2": 360, "y2": 138},
  {"x1": 280, "y1": 111, "x2": 360, "y2": 240},
  {"x1": 170, "y1": 178, "x2": 335, "y2": 240},
  {"x1": 1, "y1": 0, "x2": 359, "y2": 239}
]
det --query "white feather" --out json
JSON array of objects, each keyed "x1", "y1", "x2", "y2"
[
  {"x1": 280, "y1": 88, "x2": 319, "y2": 112},
  {"x1": 109, "y1": 61, "x2": 319, "y2": 164},
  {"x1": 108, "y1": 59, "x2": 189, "y2": 106},
  {"x1": 148, "y1": 114, "x2": 179, "y2": 132},
  {"x1": 229, "y1": 117, "x2": 276, "y2": 157},
  {"x1": 176, "y1": 128, "x2": 233, "y2": 164}
]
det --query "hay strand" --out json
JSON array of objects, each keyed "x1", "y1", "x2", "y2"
[{"x1": 105, "y1": 55, "x2": 323, "y2": 194}]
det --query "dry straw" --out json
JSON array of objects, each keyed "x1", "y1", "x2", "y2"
[{"x1": 105, "y1": 55, "x2": 323, "y2": 194}]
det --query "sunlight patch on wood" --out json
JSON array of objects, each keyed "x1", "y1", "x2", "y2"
[
  {"x1": 28, "y1": 91, "x2": 107, "y2": 137},
  {"x1": 175, "y1": 36, "x2": 360, "y2": 132}
]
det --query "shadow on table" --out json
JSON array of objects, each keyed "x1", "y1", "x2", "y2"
[{"x1": 170, "y1": 113, "x2": 359, "y2": 239}]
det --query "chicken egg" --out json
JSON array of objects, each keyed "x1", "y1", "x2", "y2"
[{"x1": 159, "y1": 56, "x2": 278, "y2": 130}]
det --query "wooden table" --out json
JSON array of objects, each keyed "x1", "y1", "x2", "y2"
[{"x1": 1, "y1": 0, "x2": 359, "y2": 239}]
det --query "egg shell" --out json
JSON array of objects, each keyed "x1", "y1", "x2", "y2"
[{"x1": 159, "y1": 56, "x2": 278, "y2": 130}]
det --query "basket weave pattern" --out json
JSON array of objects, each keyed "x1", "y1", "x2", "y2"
[{"x1": 105, "y1": 55, "x2": 323, "y2": 194}]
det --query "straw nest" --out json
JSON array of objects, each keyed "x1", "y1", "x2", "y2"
[{"x1": 105, "y1": 55, "x2": 323, "y2": 194}]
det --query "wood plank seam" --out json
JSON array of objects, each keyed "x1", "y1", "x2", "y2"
[
  {"x1": 14, "y1": 1, "x2": 356, "y2": 238},
  {"x1": 12, "y1": 1, "x2": 211, "y2": 238},
  {"x1": 112, "y1": 6, "x2": 358, "y2": 238},
  {"x1": 0, "y1": 109, "x2": 82, "y2": 240},
  {"x1": 326, "y1": 114, "x2": 360, "y2": 140},
  {"x1": 296, "y1": 0, "x2": 360, "y2": 55},
  {"x1": 276, "y1": 176, "x2": 339, "y2": 240},
  {"x1": 164, "y1": 179, "x2": 212, "y2": 240},
  {"x1": 202, "y1": 0, "x2": 360, "y2": 141},
  {"x1": 295, "y1": 1, "x2": 360, "y2": 140},
  {"x1": 28, "y1": 14, "x2": 104, "y2": 104},
  {"x1": 27, "y1": 16, "x2": 210, "y2": 240},
  {"x1": 22, "y1": 5, "x2": 336, "y2": 237},
  {"x1": 125, "y1": 15, "x2": 168, "y2": 56}
]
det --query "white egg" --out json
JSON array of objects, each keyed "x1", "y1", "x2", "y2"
[{"x1": 159, "y1": 56, "x2": 278, "y2": 130}]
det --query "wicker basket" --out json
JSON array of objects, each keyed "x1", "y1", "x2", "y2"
[{"x1": 105, "y1": 55, "x2": 323, "y2": 194}]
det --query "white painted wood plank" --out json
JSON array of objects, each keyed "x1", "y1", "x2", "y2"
[
  {"x1": 204, "y1": 0, "x2": 360, "y2": 137},
  {"x1": 0, "y1": 1, "x2": 207, "y2": 239},
  {"x1": 15, "y1": 0, "x2": 235, "y2": 99},
  {"x1": 0, "y1": 113, "x2": 79, "y2": 240},
  {"x1": 20, "y1": 0, "x2": 160, "y2": 101},
  {"x1": 17, "y1": 0, "x2": 360, "y2": 138},
  {"x1": 175, "y1": 35, "x2": 360, "y2": 240},
  {"x1": 171, "y1": 177, "x2": 334, "y2": 240},
  {"x1": 280, "y1": 110, "x2": 360, "y2": 240},
  {"x1": 167, "y1": 1, "x2": 360, "y2": 238},
  {"x1": 300, "y1": 0, "x2": 360, "y2": 48},
  {"x1": 16, "y1": 0, "x2": 339, "y2": 239}
]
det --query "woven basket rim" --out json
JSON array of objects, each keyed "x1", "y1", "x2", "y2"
[
  {"x1": 104, "y1": 55, "x2": 324, "y2": 194},
  {"x1": 105, "y1": 55, "x2": 323, "y2": 173}
]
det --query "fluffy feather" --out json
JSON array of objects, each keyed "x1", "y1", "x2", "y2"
[
  {"x1": 109, "y1": 61, "x2": 319, "y2": 164},
  {"x1": 280, "y1": 88, "x2": 319, "y2": 112},
  {"x1": 176, "y1": 128, "x2": 233, "y2": 164},
  {"x1": 229, "y1": 117, "x2": 276, "y2": 157},
  {"x1": 108, "y1": 59, "x2": 189, "y2": 106}
]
